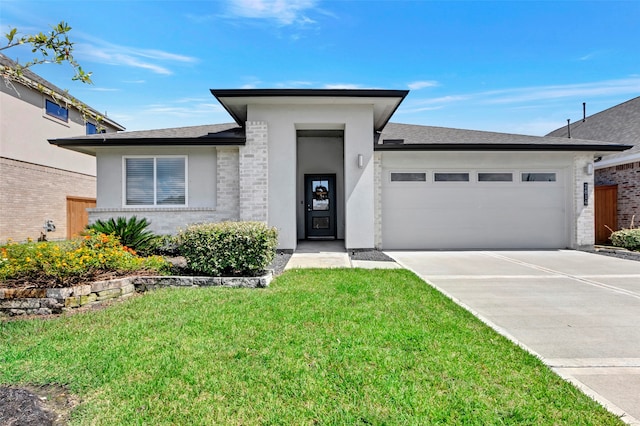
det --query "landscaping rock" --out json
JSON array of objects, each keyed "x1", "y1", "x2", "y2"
[{"x1": 96, "y1": 288, "x2": 121, "y2": 301}]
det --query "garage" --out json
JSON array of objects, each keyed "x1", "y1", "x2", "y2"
[{"x1": 379, "y1": 151, "x2": 571, "y2": 249}]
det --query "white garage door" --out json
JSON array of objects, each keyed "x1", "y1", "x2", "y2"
[{"x1": 382, "y1": 167, "x2": 569, "y2": 249}]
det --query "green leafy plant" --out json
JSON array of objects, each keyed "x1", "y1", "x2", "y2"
[
  {"x1": 87, "y1": 216, "x2": 157, "y2": 256},
  {"x1": 2, "y1": 21, "x2": 92, "y2": 84},
  {"x1": 0, "y1": 231, "x2": 169, "y2": 287},
  {"x1": 610, "y1": 228, "x2": 640, "y2": 251},
  {"x1": 177, "y1": 221, "x2": 278, "y2": 276}
]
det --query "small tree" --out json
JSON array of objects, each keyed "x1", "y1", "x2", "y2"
[
  {"x1": 1, "y1": 21, "x2": 104, "y2": 129},
  {"x1": 1, "y1": 21, "x2": 92, "y2": 83}
]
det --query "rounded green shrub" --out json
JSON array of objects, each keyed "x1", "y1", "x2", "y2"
[
  {"x1": 177, "y1": 221, "x2": 278, "y2": 276},
  {"x1": 610, "y1": 228, "x2": 640, "y2": 251}
]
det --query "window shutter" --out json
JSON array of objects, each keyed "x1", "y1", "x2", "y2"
[
  {"x1": 126, "y1": 158, "x2": 154, "y2": 205},
  {"x1": 157, "y1": 158, "x2": 186, "y2": 205}
]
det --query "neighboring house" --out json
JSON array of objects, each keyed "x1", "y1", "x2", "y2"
[
  {"x1": 0, "y1": 54, "x2": 125, "y2": 242},
  {"x1": 50, "y1": 89, "x2": 629, "y2": 250},
  {"x1": 547, "y1": 97, "x2": 640, "y2": 241}
]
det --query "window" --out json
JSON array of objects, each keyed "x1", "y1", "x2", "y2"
[
  {"x1": 434, "y1": 172, "x2": 469, "y2": 182},
  {"x1": 86, "y1": 122, "x2": 106, "y2": 135},
  {"x1": 45, "y1": 99, "x2": 68, "y2": 122},
  {"x1": 478, "y1": 172, "x2": 513, "y2": 182},
  {"x1": 521, "y1": 172, "x2": 556, "y2": 182},
  {"x1": 125, "y1": 157, "x2": 186, "y2": 206},
  {"x1": 390, "y1": 172, "x2": 427, "y2": 182}
]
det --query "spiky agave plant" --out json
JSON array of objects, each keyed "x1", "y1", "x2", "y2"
[{"x1": 87, "y1": 216, "x2": 157, "y2": 255}]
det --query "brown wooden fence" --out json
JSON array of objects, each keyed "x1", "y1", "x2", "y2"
[
  {"x1": 594, "y1": 185, "x2": 617, "y2": 244},
  {"x1": 66, "y1": 196, "x2": 96, "y2": 239}
]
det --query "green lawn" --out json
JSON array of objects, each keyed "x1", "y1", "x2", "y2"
[{"x1": 0, "y1": 269, "x2": 623, "y2": 425}]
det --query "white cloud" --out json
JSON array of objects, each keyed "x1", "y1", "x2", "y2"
[
  {"x1": 479, "y1": 77, "x2": 640, "y2": 105},
  {"x1": 323, "y1": 83, "x2": 364, "y2": 90},
  {"x1": 405, "y1": 77, "x2": 640, "y2": 111},
  {"x1": 407, "y1": 80, "x2": 439, "y2": 90},
  {"x1": 74, "y1": 38, "x2": 198, "y2": 76},
  {"x1": 226, "y1": 0, "x2": 320, "y2": 25}
]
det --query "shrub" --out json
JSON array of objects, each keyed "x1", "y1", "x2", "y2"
[
  {"x1": 147, "y1": 234, "x2": 180, "y2": 257},
  {"x1": 610, "y1": 228, "x2": 640, "y2": 251},
  {"x1": 177, "y1": 221, "x2": 278, "y2": 276},
  {"x1": 0, "y1": 231, "x2": 170, "y2": 287},
  {"x1": 87, "y1": 216, "x2": 157, "y2": 255}
]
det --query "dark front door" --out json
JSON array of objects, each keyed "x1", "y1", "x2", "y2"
[{"x1": 305, "y1": 174, "x2": 337, "y2": 239}]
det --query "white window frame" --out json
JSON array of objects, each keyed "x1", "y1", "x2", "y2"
[
  {"x1": 122, "y1": 155, "x2": 188, "y2": 207},
  {"x1": 388, "y1": 170, "x2": 428, "y2": 184}
]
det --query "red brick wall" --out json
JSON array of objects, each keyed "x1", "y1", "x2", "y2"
[{"x1": 595, "y1": 162, "x2": 640, "y2": 229}]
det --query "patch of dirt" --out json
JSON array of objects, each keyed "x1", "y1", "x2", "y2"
[{"x1": 0, "y1": 384, "x2": 79, "y2": 426}]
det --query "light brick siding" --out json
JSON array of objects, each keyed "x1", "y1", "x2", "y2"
[
  {"x1": 0, "y1": 157, "x2": 96, "y2": 242},
  {"x1": 595, "y1": 161, "x2": 640, "y2": 229},
  {"x1": 574, "y1": 154, "x2": 595, "y2": 249},
  {"x1": 216, "y1": 148, "x2": 240, "y2": 218},
  {"x1": 239, "y1": 121, "x2": 268, "y2": 222},
  {"x1": 373, "y1": 152, "x2": 383, "y2": 249},
  {"x1": 88, "y1": 208, "x2": 232, "y2": 235}
]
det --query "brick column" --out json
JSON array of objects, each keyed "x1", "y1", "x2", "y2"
[
  {"x1": 216, "y1": 147, "x2": 240, "y2": 220},
  {"x1": 574, "y1": 153, "x2": 595, "y2": 249},
  {"x1": 239, "y1": 121, "x2": 268, "y2": 222},
  {"x1": 374, "y1": 152, "x2": 383, "y2": 249}
]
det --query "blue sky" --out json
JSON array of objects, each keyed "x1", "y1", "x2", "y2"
[{"x1": 2, "y1": 0, "x2": 639, "y2": 135}]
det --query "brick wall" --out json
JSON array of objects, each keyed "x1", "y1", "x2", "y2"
[
  {"x1": 373, "y1": 152, "x2": 383, "y2": 249},
  {"x1": 88, "y1": 208, "x2": 234, "y2": 235},
  {"x1": 573, "y1": 154, "x2": 595, "y2": 249},
  {"x1": 595, "y1": 162, "x2": 640, "y2": 229},
  {"x1": 0, "y1": 157, "x2": 96, "y2": 242},
  {"x1": 239, "y1": 121, "x2": 268, "y2": 222},
  {"x1": 216, "y1": 147, "x2": 240, "y2": 218}
]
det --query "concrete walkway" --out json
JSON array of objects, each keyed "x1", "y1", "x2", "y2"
[
  {"x1": 284, "y1": 241, "x2": 402, "y2": 270},
  {"x1": 388, "y1": 250, "x2": 640, "y2": 425}
]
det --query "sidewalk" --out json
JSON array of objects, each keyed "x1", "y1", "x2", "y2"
[{"x1": 284, "y1": 240, "x2": 402, "y2": 270}]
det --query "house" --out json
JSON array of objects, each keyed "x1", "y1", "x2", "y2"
[
  {"x1": 0, "y1": 53, "x2": 125, "y2": 242},
  {"x1": 547, "y1": 97, "x2": 640, "y2": 242},
  {"x1": 50, "y1": 89, "x2": 629, "y2": 250}
]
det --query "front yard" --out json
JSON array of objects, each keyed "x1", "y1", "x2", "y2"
[{"x1": 0, "y1": 268, "x2": 623, "y2": 425}]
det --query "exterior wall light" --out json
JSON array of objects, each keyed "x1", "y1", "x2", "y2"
[
  {"x1": 585, "y1": 163, "x2": 594, "y2": 175},
  {"x1": 357, "y1": 154, "x2": 364, "y2": 168}
]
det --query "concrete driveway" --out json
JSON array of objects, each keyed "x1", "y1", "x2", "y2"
[{"x1": 387, "y1": 250, "x2": 640, "y2": 425}]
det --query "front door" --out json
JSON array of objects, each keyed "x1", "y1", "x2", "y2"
[{"x1": 305, "y1": 175, "x2": 336, "y2": 239}]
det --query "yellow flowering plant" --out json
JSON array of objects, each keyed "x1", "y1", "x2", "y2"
[{"x1": 0, "y1": 230, "x2": 169, "y2": 287}]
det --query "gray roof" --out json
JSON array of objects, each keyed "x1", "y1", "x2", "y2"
[
  {"x1": 0, "y1": 53, "x2": 125, "y2": 131},
  {"x1": 51, "y1": 120, "x2": 630, "y2": 156},
  {"x1": 53, "y1": 122, "x2": 242, "y2": 141},
  {"x1": 546, "y1": 96, "x2": 640, "y2": 162},
  {"x1": 49, "y1": 123, "x2": 244, "y2": 155},
  {"x1": 377, "y1": 122, "x2": 630, "y2": 152}
]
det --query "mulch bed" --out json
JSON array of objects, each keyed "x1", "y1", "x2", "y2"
[{"x1": 0, "y1": 384, "x2": 78, "y2": 426}]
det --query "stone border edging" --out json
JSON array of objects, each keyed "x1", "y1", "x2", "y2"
[{"x1": 0, "y1": 272, "x2": 272, "y2": 317}]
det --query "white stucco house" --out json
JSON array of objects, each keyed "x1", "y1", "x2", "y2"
[
  {"x1": 0, "y1": 53, "x2": 125, "y2": 242},
  {"x1": 50, "y1": 89, "x2": 630, "y2": 250}
]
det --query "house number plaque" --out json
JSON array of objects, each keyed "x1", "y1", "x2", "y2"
[{"x1": 583, "y1": 182, "x2": 589, "y2": 206}]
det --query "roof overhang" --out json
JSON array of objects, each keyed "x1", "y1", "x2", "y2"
[
  {"x1": 210, "y1": 88, "x2": 409, "y2": 132},
  {"x1": 374, "y1": 143, "x2": 633, "y2": 152},
  {"x1": 49, "y1": 133, "x2": 245, "y2": 156}
]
